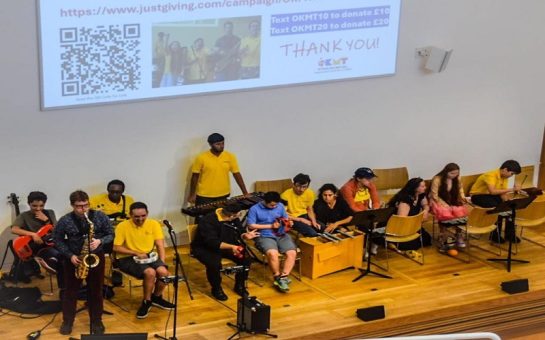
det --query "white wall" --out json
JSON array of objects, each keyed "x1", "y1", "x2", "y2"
[{"x1": 1, "y1": 1, "x2": 544, "y2": 247}]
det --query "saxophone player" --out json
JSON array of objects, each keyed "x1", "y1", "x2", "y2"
[{"x1": 53, "y1": 190, "x2": 113, "y2": 336}]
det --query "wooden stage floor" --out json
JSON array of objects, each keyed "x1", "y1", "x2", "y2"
[{"x1": 3, "y1": 225, "x2": 545, "y2": 340}]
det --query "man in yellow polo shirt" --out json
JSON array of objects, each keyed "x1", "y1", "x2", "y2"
[
  {"x1": 90, "y1": 179, "x2": 134, "y2": 225},
  {"x1": 113, "y1": 202, "x2": 174, "y2": 319},
  {"x1": 188, "y1": 133, "x2": 249, "y2": 210},
  {"x1": 470, "y1": 160, "x2": 521, "y2": 243},
  {"x1": 281, "y1": 173, "x2": 321, "y2": 237}
]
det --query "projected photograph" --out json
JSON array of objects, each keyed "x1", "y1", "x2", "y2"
[{"x1": 152, "y1": 16, "x2": 262, "y2": 88}]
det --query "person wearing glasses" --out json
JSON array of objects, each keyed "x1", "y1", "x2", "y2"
[
  {"x1": 53, "y1": 191, "x2": 113, "y2": 336},
  {"x1": 281, "y1": 173, "x2": 320, "y2": 237}
]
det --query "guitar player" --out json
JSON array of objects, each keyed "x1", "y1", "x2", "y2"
[
  {"x1": 11, "y1": 191, "x2": 64, "y2": 291},
  {"x1": 213, "y1": 21, "x2": 241, "y2": 82}
]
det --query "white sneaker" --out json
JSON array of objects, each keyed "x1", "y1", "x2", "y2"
[{"x1": 370, "y1": 243, "x2": 379, "y2": 255}]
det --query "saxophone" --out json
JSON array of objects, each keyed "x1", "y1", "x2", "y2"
[{"x1": 75, "y1": 212, "x2": 100, "y2": 279}]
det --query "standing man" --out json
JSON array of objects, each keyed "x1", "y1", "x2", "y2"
[
  {"x1": 281, "y1": 173, "x2": 321, "y2": 237},
  {"x1": 90, "y1": 179, "x2": 135, "y2": 226},
  {"x1": 192, "y1": 203, "x2": 258, "y2": 301},
  {"x1": 470, "y1": 160, "x2": 522, "y2": 243},
  {"x1": 11, "y1": 191, "x2": 63, "y2": 287},
  {"x1": 113, "y1": 202, "x2": 175, "y2": 319},
  {"x1": 213, "y1": 21, "x2": 241, "y2": 81},
  {"x1": 239, "y1": 20, "x2": 261, "y2": 79},
  {"x1": 53, "y1": 190, "x2": 113, "y2": 335},
  {"x1": 188, "y1": 133, "x2": 249, "y2": 208}
]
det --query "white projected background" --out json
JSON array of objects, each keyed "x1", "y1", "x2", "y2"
[{"x1": 38, "y1": 0, "x2": 401, "y2": 109}]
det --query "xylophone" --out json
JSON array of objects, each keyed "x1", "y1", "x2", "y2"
[{"x1": 181, "y1": 192, "x2": 265, "y2": 217}]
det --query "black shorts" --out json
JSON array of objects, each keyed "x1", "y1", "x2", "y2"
[{"x1": 116, "y1": 256, "x2": 167, "y2": 279}]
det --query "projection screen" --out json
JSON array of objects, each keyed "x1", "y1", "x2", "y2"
[{"x1": 38, "y1": 0, "x2": 401, "y2": 109}]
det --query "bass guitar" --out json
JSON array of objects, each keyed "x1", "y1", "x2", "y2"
[{"x1": 12, "y1": 224, "x2": 54, "y2": 261}]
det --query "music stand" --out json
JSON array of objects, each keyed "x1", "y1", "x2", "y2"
[
  {"x1": 487, "y1": 195, "x2": 536, "y2": 272},
  {"x1": 352, "y1": 207, "x2": 396, "y2": 282}
]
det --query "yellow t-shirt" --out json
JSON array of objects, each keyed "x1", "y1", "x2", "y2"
[
  {"x1": 281, "y1": 188, "x2": 315, "y2": 217},
  {"x1": 90, "y1": 193, "x2": 134, "y2": 220},
  {"x1": 191, "y1": 150, "x2": 240, "y2": 198},
  {"x1": 113, "y1": 218, "x2": 164, "y2": 258},
  {"x1": 470, "y1": 169, "x2": 508, "y2": 195},
  {"x1": 240, "y1": 36, "x2": 261, "y2": 68},
  {"x1": 354, "y1": 188, "x2": 371, "y2": 203}
]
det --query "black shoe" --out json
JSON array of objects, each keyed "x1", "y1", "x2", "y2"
[
  {"x1": 211, "y1": 287, "x2": 228, "y2": 301},
  {"x1": 136, "y1": 300, "x2": 152, "y2": 319},
  {"x1": 489, "y1": 231, "x2": 505, "y2": 244},
  {"x1": 234, "y1": 285, "x2": 249, "y2": 297},
  {"x1": 59, "y1": 321, "x2": 73, "y2": 335},
  {"x1": 151, "y1": 294, "x2": 175, "y2": 310},
  {"x1": 91, "y1": 321, "x2": 105, "y2": 335}
]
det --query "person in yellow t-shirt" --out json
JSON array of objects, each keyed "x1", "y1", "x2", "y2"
[
  {"x1": 469, "y1": 160, "x2": 522, "y2": 243},
  {"x1": 281, "y1": 173, "x2": 320, "y2": 237},
  {"x1": 113, "y1": 202, "x2": 174, "y2": 319},
  {"x1": 188, "y1": 133, "x2": 249, "y2": 211},
  {"x1": 239, "y1": 20, "x2": 261, "y2": 79},
  {"x1": 90, "y1": 179, "x2": 134, "y2": 226}
]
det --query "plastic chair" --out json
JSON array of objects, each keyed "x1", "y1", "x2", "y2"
[
  {"x1": 254, "y1": 179, "x2": 293, "y2": 194},
  {"x1": 516, "y1": 199, "x2": 545, "y2": 248},
  {"x1": 384, "y1": 211, "x2": 425, "y2": 270},
  {"x1": 456, "y1": 207, "x2": 501, "y2": 263},
  {"x1": 373, "y1": 167, "x2": 409, "y2": 203}
]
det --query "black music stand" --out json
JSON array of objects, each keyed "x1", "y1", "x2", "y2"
[
  {"x1": 352, "y1": 207, "x2": 396, "y2": 282},
  {"x1": 487, "y1": 195, "x2": 536, "y2": 272}
]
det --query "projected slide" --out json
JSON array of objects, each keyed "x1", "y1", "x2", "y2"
[{"x1": 38, "y1": 0, "x2": 401, "y2": 109}]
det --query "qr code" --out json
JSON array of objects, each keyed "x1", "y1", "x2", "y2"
[{"x1": 59, "y1": 24, "x2": 141, "y2": 96}]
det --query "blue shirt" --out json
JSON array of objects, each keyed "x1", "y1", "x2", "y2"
[{"x1": 247, "y1": 202, "x2": 288, "y2": 238}]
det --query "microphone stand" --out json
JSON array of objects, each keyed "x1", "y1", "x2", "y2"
[{"x1": 155, "y1": 220, "x2": 193, "y2": 340}]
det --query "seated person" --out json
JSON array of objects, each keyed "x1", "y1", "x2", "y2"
[
  {"x1": 90, "y1": 179, "x2": 135, "y2": 225},
  {"x1": 247, "y1": 191, "x2": 297, "y2": 293},
  {"x1": 469, "y1": 160, "x2": 521, "y2": 243},
  {"x1": 340, "y1": 167, "x2": 381, "y2": 213},
  {"x1": 281, "y1": 173, "x2": 320, "y2": 237},
  {"x1": 192, "y1": 203, "x2": 259, "y2": 301},
  {"x1": 387, "y1": 178, "x2": 431, "y2": 251},
  {"x1": 113, "y1": 202, "x2": 175, "y2": 319},
  {"x1": 11, "y1": 191, "x2": 63, "y2": 288},
  {"x1": 313, "y1": 183, "x2": 353, "y2": 233},
  {"x1": 429, "y1": 163, "x2": 469, "y2": 251}
]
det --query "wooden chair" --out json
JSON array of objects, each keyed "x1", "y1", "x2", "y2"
[
  {"x1": 373, "y1": 167, "x2": 409, "y2": 203},
  {"x1": 515, "y1": 165, "x2": 535, "y2": 189},
  {"x1": 254, "y1": 178, "x2": 292, "y2": 194},
  {"x1": 384, "y1": 211, "x2": 425, "y2": 270},
  {"x1": 455, "y1": 207, "x2": 501, "y2": 263},
  {"x1": 516, "y1": 199, "x2": 545, "y2": 248},
  {"x1": 461, "y1": 173, "x2": 482, "y2": 198}
]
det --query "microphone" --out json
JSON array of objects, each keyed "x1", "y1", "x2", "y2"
[{"x1": 163, "y1": 220, "x2": 174, "y2": 231}]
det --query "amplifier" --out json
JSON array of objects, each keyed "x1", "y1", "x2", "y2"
[{"x1": 237, "y1": 297, "x2": 270, "y2": 332}]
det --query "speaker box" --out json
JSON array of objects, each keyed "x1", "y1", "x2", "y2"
[
  {"x1": 237, "y1": 297, "x2": 270, "y2": 332},
  {"x1": 81, "y1": 333, "x2": 148, "y2": 340},
  {"x1": 356, "y1": 305, "x2": 385, "y2": 322},
  {"x1": 501, "y1": 279, "x2": 529, "y2": 294}
]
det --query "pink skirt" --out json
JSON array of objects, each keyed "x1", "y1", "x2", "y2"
[{"x1": 431, "y1": 202, "x2": 468, "y2": 221}]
